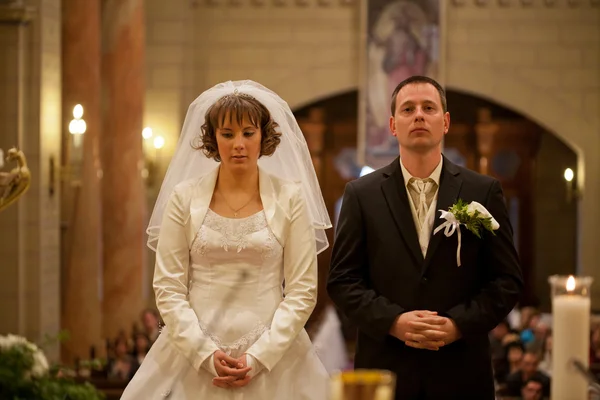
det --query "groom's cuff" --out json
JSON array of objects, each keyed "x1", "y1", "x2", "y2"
[
  {"x1": 442, "y1": 309, "x2": 470, "y2": 339},
  {"x1": 381, "y1": 306, "x2": 405, "y2": 339}
]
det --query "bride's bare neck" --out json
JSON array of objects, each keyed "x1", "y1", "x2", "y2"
[{"x1": 215, "y1": 165, "x2": 259, "y2": 194}]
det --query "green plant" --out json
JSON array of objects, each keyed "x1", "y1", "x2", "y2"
[
  {"x1": 0, "y1": 334, "x2": 104, "y2": 400},
  {"x1": 78, "y1": 358, "x2": 105, "y2": 370}
]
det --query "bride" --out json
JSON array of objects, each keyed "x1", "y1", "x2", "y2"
[{"x1": 120, "y1": 80, "x2": 332, "y2": 399}]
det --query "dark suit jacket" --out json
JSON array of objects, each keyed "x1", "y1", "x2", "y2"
[{"x1": 327, "y1": 156, "x2": 523, "y2": 399}]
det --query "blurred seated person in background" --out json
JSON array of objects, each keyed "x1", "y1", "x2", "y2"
[
  {"x1": 505, "y1": 350, "x2": 550, "y2": 398},
  {"x1": 521, "y1": 377, "x2": 545, "y2": 400},
  {"x1": 107, "y1": 337, "x2": 139, "y2": 382},
  {"x1": 132, "y1": 333, "x2": 151, "y2": 365},
  {"x1": 526, "y1": 322, "x2": 549, "y2": 353},
  {"x1": 519, "y1": 307, "x2": 541, "y2": 346},
  {"x1": 140, "y1": 308, "x2": 161, "y2": 344},
  {"x1": 494, "y1": 340, "x2": 525, "y2": 385},
  {"x1": 590, "y1": 324, "x2": 600, "y2": 365},
  {"x1": 491, "y1": 319, "x2": 517, "y2": 363},
  {"x1": 537, "y1": 331, "x2": 552, "y2": 377},
  {"x1": 518, "y1": 306, "x2": 538, "y2": 331},
  {"x1": 502, "y1": 331, "x2": 522, "y2": 346}
]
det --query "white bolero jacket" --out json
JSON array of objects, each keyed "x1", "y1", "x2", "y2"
[{"x1": 152, "y1": 165, "x2": 319, "y2": 374}]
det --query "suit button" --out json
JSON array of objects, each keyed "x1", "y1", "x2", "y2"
[{"x1": 421, "y1": 277, "x2": 428, "y2": 283}]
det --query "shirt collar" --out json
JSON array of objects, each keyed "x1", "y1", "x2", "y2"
[{"x1": 399, "y1": 156, "x2": 443, "y2": 188}]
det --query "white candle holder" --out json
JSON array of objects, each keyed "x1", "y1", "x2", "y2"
[{"x1": 548, "y1": 275, "x2": 593, "y2": 400}]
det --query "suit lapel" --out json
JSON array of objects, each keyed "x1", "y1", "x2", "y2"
[
  {"x1": 380, "y1": 158, "x2": 424, "y2": 266},
  {"x1": 422, "y1": 157, "x2": 462, "y2": 274}
]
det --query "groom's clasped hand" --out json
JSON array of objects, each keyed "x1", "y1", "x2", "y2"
[
  {"x1": 211, "y1": 350, "x2": 253, "y2": 389},
  {"x1": 389, "y1": 310, "x2": 462, "y2": 351}
]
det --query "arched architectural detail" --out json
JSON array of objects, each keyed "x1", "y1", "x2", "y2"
[
  {"x1": 282, "y1": 80, "x2": 358, "y2": 112},
  {"x1": 446, "y1": 65, "x2": 596, "y2": 162}
]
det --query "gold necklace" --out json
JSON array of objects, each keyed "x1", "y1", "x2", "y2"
[{"x1": 219, "y1": 190, "x2": 257, "y2": 218}]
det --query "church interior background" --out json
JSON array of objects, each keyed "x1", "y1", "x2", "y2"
[{"x1": 0, "y1": 0, "x2": 598, "y2": 398}]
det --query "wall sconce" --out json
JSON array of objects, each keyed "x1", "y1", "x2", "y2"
[
  {"x1": 141, "y1": 126, "x2": 165, "y2": 186},
  {"x1": 153, "y1": 136, "x2": 165, "y2": 151},
  {"x1": 68, "y1": 104, "x2": 86, "y2": 147},
  {"x1": 52, "y1": 104, "x2": 86, "y2": 192},
  {"x1": 142, "y1": 126, "x2": 153, "y2": 140},
  {"x1": 564, "y1": 167, "x2": 580, "y2": 203}
]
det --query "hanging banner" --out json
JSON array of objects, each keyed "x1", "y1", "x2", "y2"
[{"x1": 359, "y1": 0, "x2": 445, "y2": 169}]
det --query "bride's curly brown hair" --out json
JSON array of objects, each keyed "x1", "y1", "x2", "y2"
[{"x1": 193, "y1": 94, "x2": 281, "y2": 162}]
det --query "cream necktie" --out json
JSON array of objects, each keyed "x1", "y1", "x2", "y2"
[{"x1": 410, "y1": 178, "x2": 434, "y2": 230}]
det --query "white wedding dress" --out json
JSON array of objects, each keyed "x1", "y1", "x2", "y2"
[{"x1": 121, "y1": 209, "x2": 330, "y2": 399}]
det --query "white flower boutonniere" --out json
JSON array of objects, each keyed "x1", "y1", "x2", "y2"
[{"x1": 433, "y1": 199, "x2": 500, "y2": 266}]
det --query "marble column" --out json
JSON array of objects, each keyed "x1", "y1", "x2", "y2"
[
  {"x1": 0, "y1": 0, "x2": 61, "y2": 362},
  {"x1": 101, "y1": 0, "x2": 146, "y2": 339},
  {"x1": 0, "y1": 0, "x2": 33, "y2": 337},
  {"x1": 60, "y1": 0, "x2": 103, "y2": 364}
]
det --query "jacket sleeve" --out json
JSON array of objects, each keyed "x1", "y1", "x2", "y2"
[
  {"x1": 445, "y1": 179, "x2": 523, "y2": 338},
  {"x1": 327, "y1": 182, "x2": 404, "y2": 341},
  {"x1": 153, "y1": 187, "x2": 220, "y2": 374},
  {"x1": 245, "y1": 184, "x2": 318, "y2": 371}
]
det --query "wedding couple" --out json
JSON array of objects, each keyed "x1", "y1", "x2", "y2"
[{"x1": 120, "y1": 77, "x2": 522, "y2": 400}]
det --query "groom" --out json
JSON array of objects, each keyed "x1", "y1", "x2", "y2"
[{"x1": 327, "y1": 76, "x2": 522, "y2": 399}]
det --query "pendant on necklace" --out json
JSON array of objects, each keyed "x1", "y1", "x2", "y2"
[{"x1": 234, "y1": 212, "x2": 238, "y2": 218}]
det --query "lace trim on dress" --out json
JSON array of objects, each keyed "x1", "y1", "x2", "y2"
[
  {"x1": 193, "y1": 224, "x2": 209, "y2": 256},
  {"x1": 262, "y1": 230, "x2": 277, "y2": 260},
  {"x1": 190, "y1": 209, "x2": 280, "y2": 259},
  {"x1": 198, "y1": 321, "x2": 269, "y2": 358}
]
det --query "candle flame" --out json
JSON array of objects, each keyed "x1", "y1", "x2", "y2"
[{"x1": 566, "y1": 275, "x2": 576, "y2": 291}]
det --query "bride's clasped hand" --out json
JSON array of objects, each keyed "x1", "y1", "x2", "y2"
[{"x1": 211, "y1": 350, "x2": 253, "y2": 389}]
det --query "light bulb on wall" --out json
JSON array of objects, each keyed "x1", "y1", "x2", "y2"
[
  {"x1": 142, "y1": 127, "x2": 153, "y2": 139},
  {"x1": 564, "y1": 168, "x2": 574, "y2": 182},
  {"x1": 69, "y1": 104, "x2": 86, "y2": 147},
  {"x1": 153, "y1": 136, "x2": 165, "y2": 150},
  {"x1": 141, "y1": 132, "x2": 166, "y2": 187},
  {"x1": 563, "y1": 167, "x2": 579, "y2": 203},
  {"x1": 73, "y1": 104, "x2": 83, "y2": 119}
]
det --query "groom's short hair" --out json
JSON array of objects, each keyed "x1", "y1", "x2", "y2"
[{"x1": 390, "y1": 75, "x2": 447, "y2": 115}]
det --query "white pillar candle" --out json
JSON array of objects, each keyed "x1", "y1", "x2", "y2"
[{"x1": 551, "y1": 279, "x2": 591, "y2": 400}]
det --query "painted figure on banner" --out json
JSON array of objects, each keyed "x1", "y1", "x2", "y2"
[{"x1": 366, "y1": 0, "x2": 440, "y2": 168}]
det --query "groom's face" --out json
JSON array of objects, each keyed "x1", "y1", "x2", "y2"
[{"x1": 389, "y1": 83, "x2": 449, "y2": 153}]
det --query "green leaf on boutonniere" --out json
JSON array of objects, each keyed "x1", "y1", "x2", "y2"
[{"x1": 446, "y1": 198, "x2": 497, "y2": 239}]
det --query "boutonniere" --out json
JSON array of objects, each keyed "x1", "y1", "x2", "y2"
[{"x1": 433, "y1": 199, "x2": 500, "y2": 266}]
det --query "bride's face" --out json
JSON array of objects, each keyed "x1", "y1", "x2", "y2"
[{"x1": 216, "y1": 111, "x2": 262, "y2": 173}]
